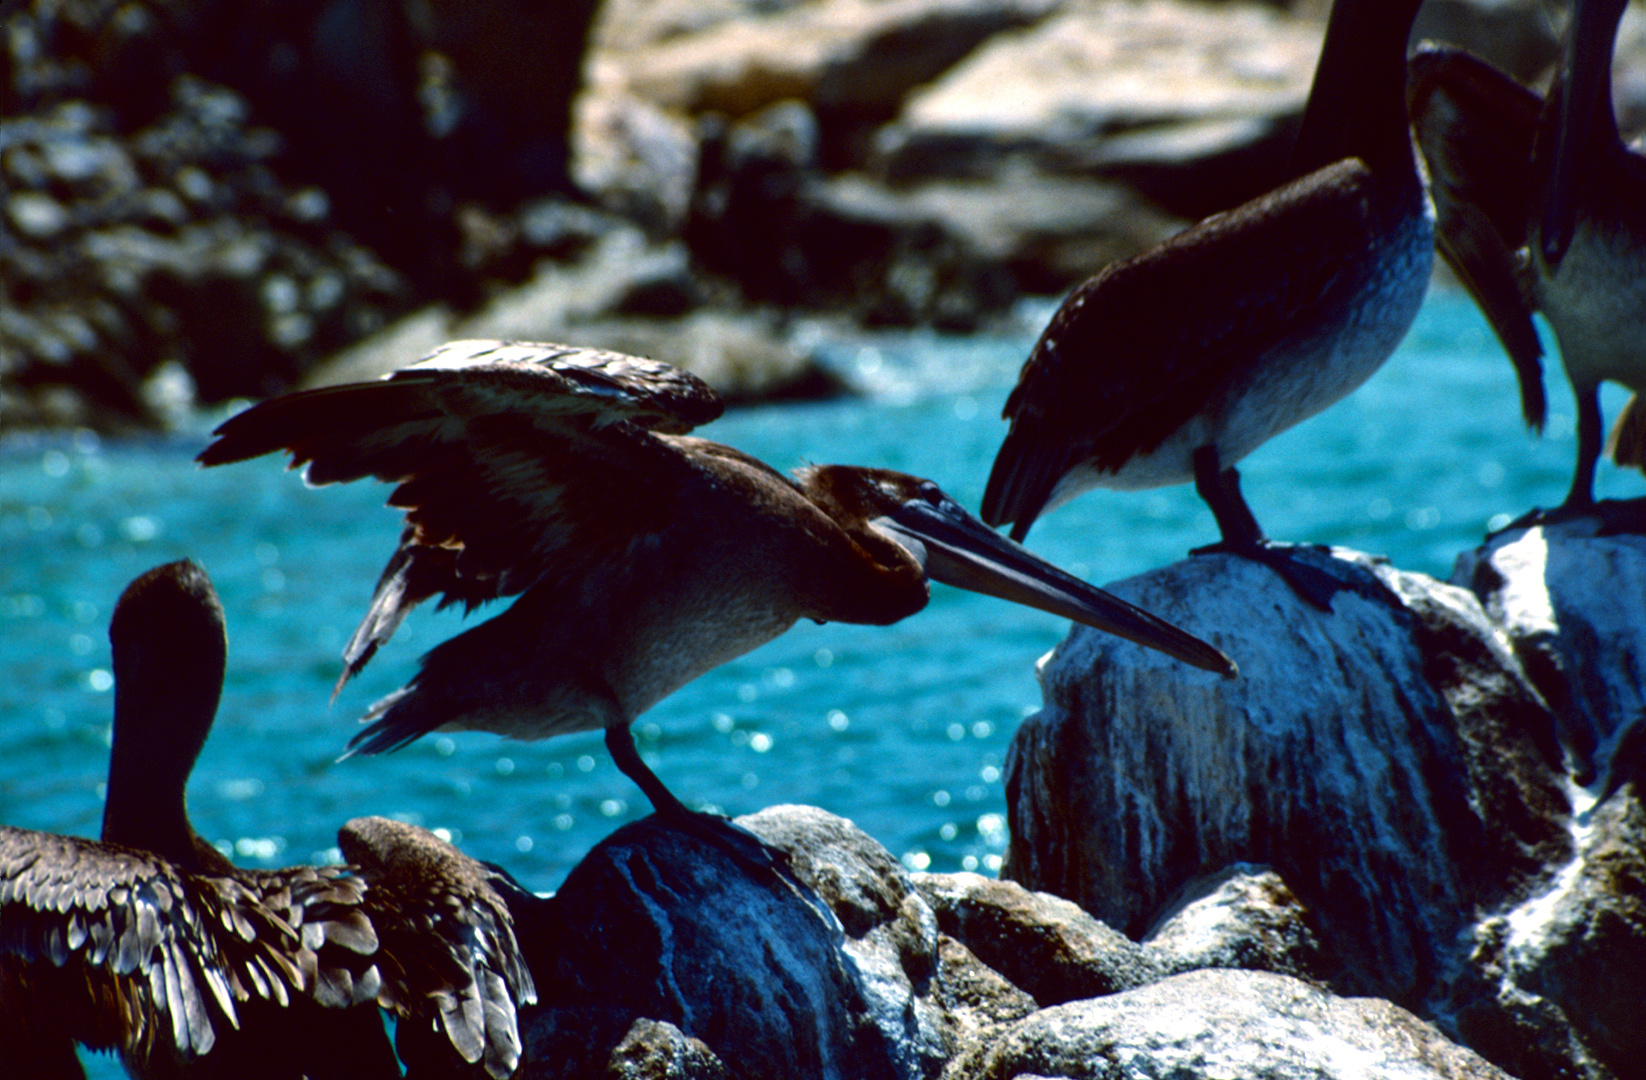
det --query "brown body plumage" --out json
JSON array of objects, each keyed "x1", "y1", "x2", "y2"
[{"x1": 982, "y1": 0, "x2": 1433, "y2": 607}]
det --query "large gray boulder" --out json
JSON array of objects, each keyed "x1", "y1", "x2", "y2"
[
  {"x1": 505, "y1": 804, "x2": 1531, "y2": 1080},
  {"x1": 1002, "y1": 531, "x2": 1646, "y2": 1080},
  {"x1": 514, "y1": 805, "x2": 1036, "y2": 1080},
  {"x1": 1003, "y1": 549, "x2": 1570, "y2": 1002},
  {"x1": 940, "y1": 968, "x2": 1511, "y2": 1080}
]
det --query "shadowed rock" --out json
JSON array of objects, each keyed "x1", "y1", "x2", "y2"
[
  {"x1": 1003, "y1": 549, "x2": 1570, "y2": 1004},
  {"x1": 514, "y1": 806, "x2": 1016, "y2": 1080},
  {"x1": 1001, "y1": 534, "x2": 1646, "y2": 1080}
]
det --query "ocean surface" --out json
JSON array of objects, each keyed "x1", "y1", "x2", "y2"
[{"x1": 2, "y1": 286, "x2": 1636, "y2": 1072}]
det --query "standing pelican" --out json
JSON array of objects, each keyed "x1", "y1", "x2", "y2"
[
  {"x1": 198, "y1": 340, "x2": 1234, "y2": 819},
  {"x1": 982, "y1": 0, "x2": 1433, "y2": 607},
  {"x1": 1409, "y1": 0, "x2": 1646, "y2": 520},
  {"x1": 0, "y1": 561, "x2": 532, "y2": 1079}
]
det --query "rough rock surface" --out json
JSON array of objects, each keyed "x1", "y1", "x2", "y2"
[
  {"x1": 1003, "y1": 549, "x2": 1570, "y2": 1001},
  {"x1": 1451, "y1": 520, "x2": 1646, "y2": 781},
  {"x1": 514, "y1": 806, "x2": 1025, "y2": 1080},
  {"x1": 1000, "y1": 532, "x2": 1646, "y2": 1080},
  {"x1": 501, "y1": 801, "x2": 1542, "y2": 1080},
  {"x1": 911, "y1": 871, "x2": 1159, "y2": 1007},
  {"x1": 1141, "y1": 862, "x2": 1328, "y2": 984},
  {"x1": 941, "y1": 968, "x2": 1512, "y2": 1080}
]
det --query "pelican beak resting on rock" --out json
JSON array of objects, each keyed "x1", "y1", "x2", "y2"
[{"x1": 199, "y1": 339, "x2": 1233, "y2": 821}]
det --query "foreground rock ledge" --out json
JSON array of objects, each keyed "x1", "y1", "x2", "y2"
[
  {"x1": 507, "y1": 806, "x2": 1507, "y2": 1080},
  {"x1": 479, "y1": 524, "x2": 1642, "y2": 1080}
]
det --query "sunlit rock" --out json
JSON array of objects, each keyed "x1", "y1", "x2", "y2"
[
  {"x1": 912, "y1": 870, "x2": 1161, "y2": 1006},
  {"x1": 940, "y1": 968, "x2": 1513, "y2": 1080},
  {"x1": 1451, "y1": 520, "x2": 1646, "y2": 780},
  {"x1": 1142, "y1": 862, "x2": 1327, "y2": 985},
  {"x1": 878, "y1": 0, "x2": 1321, "y2": 217}
]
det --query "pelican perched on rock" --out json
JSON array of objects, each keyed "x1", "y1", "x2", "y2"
[
  {"x1": 1409, "y1": 0, "x2": 1646, "y2": 521},
  {"x1": 198, "y1": 339, "x2": 1234, "y2": 818},
  {"x1": 982, "y1": 0, "x2": 1433, "y2": 608},
  {"x1": 0, "y1": 561, "x2": 532, "y2": 1079}
]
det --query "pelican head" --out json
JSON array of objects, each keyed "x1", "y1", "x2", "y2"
[{"x1": 804, "y1": 466, "x2": 1236, "y2": 677}]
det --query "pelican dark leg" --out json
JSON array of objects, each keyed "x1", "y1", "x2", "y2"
[
  {"x1": 1188, "y1": 446, "x2": 1390, "y2": 611},
  {"x1": 1563, "y1": 384, "x2": 1604, "y2": 512},
  {"x1": 605, "y1": 722, "x2": 691, "y2": 818},
  {"x1": 603, "y1": 723, "x2": 798, "y2": 884},
  {"x1": 1193, "y1": 447, "x2": 1267, "y2": 549},
  {"x1": 1495, "y1": 385, "x2": 1607, "y2": 534}
]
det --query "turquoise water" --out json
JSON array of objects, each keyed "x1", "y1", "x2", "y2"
[{"x1": 2, "y1": 287, "x2": 1635, "y2": 929}]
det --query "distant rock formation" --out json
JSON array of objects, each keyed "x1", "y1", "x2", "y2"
[
  {"x1": 493, "y1": 520, "x2": 1644, "y2": 1080},
  {"x1": 4, "y1": 0, "x2": 1596, "y2": 429}
]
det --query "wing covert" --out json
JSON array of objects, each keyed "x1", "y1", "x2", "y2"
[{"x1": 0, "y1": 827, "x2": 377, "y2": 1061}]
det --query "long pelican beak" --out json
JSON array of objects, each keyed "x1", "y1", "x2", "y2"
[{"x1": 872, "y1": 496, "x2": 1237, "y2": 677}]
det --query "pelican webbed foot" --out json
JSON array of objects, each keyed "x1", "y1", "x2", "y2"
[
  {"x1": 603, "y1": 724, "x2": 810, "y2": 895},
  {"x1": 1487, "y1": 497, "x2": 1646, "y2": 539},
  {"x1": 1190, "y1": 539, "x2": 1400, "y2": 613}
]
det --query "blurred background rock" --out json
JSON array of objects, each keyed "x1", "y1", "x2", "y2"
[{"x1": 2, "y1": 0, "x2": 1639, "y2": 430}]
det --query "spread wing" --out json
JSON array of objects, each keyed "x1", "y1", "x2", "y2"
[
  {"x1": 198, "y1": 340, "x2": 725, "y2": 681},
  {"x1": 339, "y1": 817, "x2": 536, "y2": 1080},
  {"x1": 983, "y1": 159, "x2": 1403, "y2": 534},
  {"x1": 0, "y1": 827, "x2": 375, "y2": 1062},
  {"x1": 1408, "y1": 43, "x2": 1547, "y2": 429}
]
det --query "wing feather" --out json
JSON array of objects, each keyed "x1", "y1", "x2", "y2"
[
  {"x1": 339, "y1": 817, "x2": 536, "y2": 1079},
  {"x1": 0, "y1": 827, "x2": 382, "y2": 1063},
  {"x1": 1408, "y1": 43, "x2": 1547, "y2": 429},
  {"x1": 199, "y1": 340, "x2": 723, "y2": 683}
]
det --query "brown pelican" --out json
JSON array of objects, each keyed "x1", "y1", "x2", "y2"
[
  {"x1": 1409, "y1": 0, "x2": 1646, "y2": 521},
  {"x1": 982, "y1": 0, "x2": 1433, "y2": 607},
  {"x1": 198, "y1": 340, "x2": 1235, "y2": 819},
  {"x1": 0, "y1": 561, "x2": 532, "y2": 1078}
]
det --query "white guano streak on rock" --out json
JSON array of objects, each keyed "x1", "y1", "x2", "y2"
[
  {"x1": 1502, "y1": 803, "x2": 1595, "y2": 963},
  {"x1": 1486, "y1": 529, "x2": 1558, "y2": 637},
  {"x1": 837, "y1": 888, "x2": 944, "y2": 1077}
]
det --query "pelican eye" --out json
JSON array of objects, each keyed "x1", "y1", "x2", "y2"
[{"x1": 917, "y1": 481, "x2": 944, "y2": 505}]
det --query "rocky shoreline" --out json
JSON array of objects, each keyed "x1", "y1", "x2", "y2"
[
  {"x1": 7, "y1": 0, "x2": 1640, "y2": 429},
  {"x1": 476, "y1": 519, "x2": 1645, "y2": 1080},
  {"x1": 7, "y1": 3, "x2": 1645, "y2": 1078}
]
